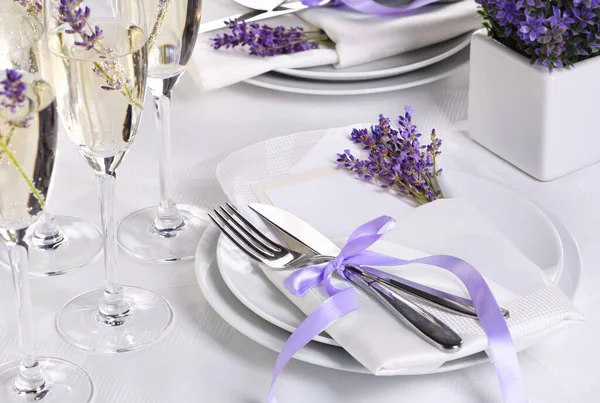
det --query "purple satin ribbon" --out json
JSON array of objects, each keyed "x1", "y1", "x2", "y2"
[
  {"x1": 302, "y1": 0, "x2": 444, "y2": 15},
  {"x1": 268, "y1": 216, "x2": 528, "y2": 403}
]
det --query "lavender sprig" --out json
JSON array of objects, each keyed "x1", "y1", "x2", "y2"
[
  {"x1": 0, "y1": 69, "x2": 45, "y2": 208},
  {"x1": 476, "y1": 0, "x2": 600, "y2": 70},
  {"x1": 57, "y1": 0, "x2": 142, "y2": 108},
  {"x1": 336, "y1": 106, "x2": 443, "y2": 206},
  {"x1": 0, "y1": 70, "x2": 27, "y2": 113},
  {"x1": 12, "y1": 0, "x2": 42, "y2": 20},
  {"x1": 148, "y1": 0, "x2": 174, "y2": 50},
  {"x1": 211, "y1": 19, "x2": 331, "y2": 57}
]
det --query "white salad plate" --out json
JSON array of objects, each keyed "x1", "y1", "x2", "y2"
[{"x1": 274, "y1": 33, "x2": 471, "y2": 82}]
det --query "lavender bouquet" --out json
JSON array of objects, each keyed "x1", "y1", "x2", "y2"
[
  {"x1": 476, "y1": 0, "x2": 600, "y2": 69},
  {"x1": 336, "y1": 106, "x2": 443, "y2": 206}
]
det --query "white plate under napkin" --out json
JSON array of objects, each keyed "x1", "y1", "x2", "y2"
[
  {"x1": 216, "y1": 169, "x2": 567, "y2": 348},
  {"x1": 214, "y1": 124, "x2": 585, "y2": 375}
]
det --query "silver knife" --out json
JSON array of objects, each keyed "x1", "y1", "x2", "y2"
[
  {"x1": 248, "y1": 203, "x2": 510, "y2": 319},
  {"x1": 199, "y1": 1, "x2": 331, "y2": 34},
  {"x1": 343, "y1": 266, "x2": 462, "y2": 352}
]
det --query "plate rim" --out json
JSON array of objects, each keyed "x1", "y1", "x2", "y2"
[
  {"x1": 244, "y1": 46, "x2": 470, "y2": 96},
  {"x1": 274, "y1": 33, "x2": 472, "y2": 82},
  {"x1": 216, "y1": 236, "x2": 340, "y2": 347}
]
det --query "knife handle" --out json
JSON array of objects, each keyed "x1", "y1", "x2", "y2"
[
  {"x1": 345, "y1": 270, "x2": 463, "y2": 352},
  {"x1": 356, "y1": 266, "x2": 510, "y2": 320}
]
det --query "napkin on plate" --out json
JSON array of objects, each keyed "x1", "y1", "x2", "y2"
[
  {"x1": 259, "y1": 193, "x2": 583, "y2": 373},
  {"x1": 190, "y1": 0, "x2": 481, "y2": 91},
  {"x1": 216, "y1": 125, "x2": 585, "y2": 373}
]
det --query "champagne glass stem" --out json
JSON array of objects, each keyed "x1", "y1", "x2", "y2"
[
  {"x1": 7, "y1": 229, "x2": 46, "y2": 395},
  {"x1": 150, "y1": 78, "x2": 184, "y2": 233},
  {"x1": 96, "y1": 172, "x2": 129, "y2": 324},
  {"x1": 31, "y1": 213, "x2": 65, "y2": 249}
]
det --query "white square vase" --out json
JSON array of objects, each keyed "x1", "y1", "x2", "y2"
[{"x1": 468, "y1": 29, "x2": 600, "y2": 181}]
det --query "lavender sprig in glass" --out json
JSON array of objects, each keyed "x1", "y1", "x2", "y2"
[
  {"x1": 211, "y1": 19, "x2": 331, "y2": 56},
  {"x1": 55, "y1": 0, "x2": 142, "y2": 108},
  {"x1": 336, "y1": 106, "x2": 444, "y2": 206},
  {"x1": 12, "y1": 0, "x2": 42, "y2": 20},
  {"x1": 0, "y1": 69, "x2": 44, "y2": 208}
]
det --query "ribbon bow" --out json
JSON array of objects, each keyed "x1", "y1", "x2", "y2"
[
  {"x1": 269, "y1": 216, "x2": 528, "y2": 403},
  {"x1": 284, "y1": 216, "x2": 401, "y2": 297}
]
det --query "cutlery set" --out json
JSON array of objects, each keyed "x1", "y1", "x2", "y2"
[{"x1": 209, "y1": 202, "x2": 510, "y2": 353}]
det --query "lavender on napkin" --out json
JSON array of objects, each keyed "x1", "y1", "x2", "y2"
[
  {"x1": 336, "y1": 106, "x2": 443, "y2": 206},
  {"x1": 211, "y1": 19, "x2": 331, "y2": 56}
]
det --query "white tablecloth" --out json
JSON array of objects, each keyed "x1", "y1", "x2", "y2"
[{"x1": 1, "y1": 4, "x2": 598, "y2": 403}]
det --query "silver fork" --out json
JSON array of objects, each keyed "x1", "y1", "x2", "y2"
[{"x1": 209, "y1": 203, "x2": 463, "y2": 352}]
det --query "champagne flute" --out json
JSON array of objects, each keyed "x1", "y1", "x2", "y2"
[
  {"x1": 117, "y1": 0, "x2": 208, "y2": 262},
  {"x1": 0, "y1": 12, "x2": 93, "y2": 402},
  {"x1": 46, "y1": 0, "x2": 173, "y2": 353},
  {"x1": 0, "y1": 0, "x2": 103, "y2": 277}
]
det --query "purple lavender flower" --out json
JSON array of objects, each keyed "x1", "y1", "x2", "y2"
[
  {"x1": 13, "y1": 0, "x2": 42, "y2": 19},
  {"x1": 59, "y1": 0, "x2": 104, "y2": 50},
  {"x1": 518, "y1": 15, "x2": 547, "y2": 44},
  {"x1": 0, "y1": 70, "x2": 27, "y2": 113},
  {"x1": 336, "y1": 106, "x2": 443, "y2": 206},
  {"x1": 211, "y1": 19, "x2": 330, "y2": 57},
  {"x1": 477, "y1": 0, "x2": 600, "y2": 70}
]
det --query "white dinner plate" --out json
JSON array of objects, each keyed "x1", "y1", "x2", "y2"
[
  {"x1": 244, "y1": 47, "x2": 470, "y2": 96},
  {"x1": 195, "y1": 205, "x2": 581, "y2": 375},
  {"x1": 275, "y1": 33, "x2": 472, "y2": 82},
  {"x1": 216, "y1": 170, "x2": 565, "y2": 348}
]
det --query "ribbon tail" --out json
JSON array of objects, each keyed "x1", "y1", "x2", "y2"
[
  {"x1": 268, "y1": 288, "x2": 357, "y2": 403},
  {"x1": 414, "y1": 255, "x2": 527, "y2": 403}
]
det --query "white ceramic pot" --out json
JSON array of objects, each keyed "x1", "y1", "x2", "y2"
[{"x1": 468, "y1": 29, "x2": 600, "y2": 181}]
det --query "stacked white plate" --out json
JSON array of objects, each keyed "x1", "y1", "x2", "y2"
[
  {"x1": 244, "y1": 33, "x2": 472, "y2": 95},
  {"x1": 194, "y1": 128, "x2": 582, "y2": 375}
]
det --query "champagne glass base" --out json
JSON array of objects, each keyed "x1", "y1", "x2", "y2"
[
  {"x1": 0, "y1": 216, "x2": 102, "y2": 277},
  {"x1": 0, "y1": 357, "x2": 93, "y2": 403},
  {"x1": 56, "y1": 286, "x2": 173, "y2": 353},
  {"x1": 117, "y1": 205, "x2": 210, "y2": 262}
]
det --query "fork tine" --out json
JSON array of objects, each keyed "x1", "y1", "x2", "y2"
[
  {"x1": 208, "y1": 212, "x2": 266, "y2": 262},
  {"x1": 213, "y1": 208, "x2": 276, "y2": 258},
  {"x1": 222, "y1": 204, "x2": 281, "y2": 253}
]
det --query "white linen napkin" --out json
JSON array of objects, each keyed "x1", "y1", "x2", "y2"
[
  {"x1": 216, "y1": 124, "x2": 585, "y2": 373},
  {"x1": 260, "y1": 190, "x2": 583, "y2": 373},
  {"x1": 190, "y1": 0, "x2": 481, "y2": 91}
]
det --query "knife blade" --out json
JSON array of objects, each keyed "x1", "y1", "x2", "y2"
[
  {"x1": 248, "y1": 203, "x2": 510, "y2": 319},
  {"x1": 343, "y1": 266, "x2": 462, "y2": 352}
]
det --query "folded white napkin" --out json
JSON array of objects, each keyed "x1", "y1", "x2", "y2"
[
  {"x1": 190, "y1": 0, "x2": 481, "y2": 91},
  {"x1": 217, "y1": 124, "x2": 585, "y2": 373},
  {"x1": 259, "y1": 195, "x2": 583, "y2": 373}
]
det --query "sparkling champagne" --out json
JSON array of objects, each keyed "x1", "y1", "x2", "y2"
[
  {"x1": 146, "y1": 0, "x2": 202, "y2": 79},
  {"x1": 48, "y1": 21, "x2": 147, "y2": 171},
  {"x1": 0, "y1": 74, "x2": 57, "y2": 231}
]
